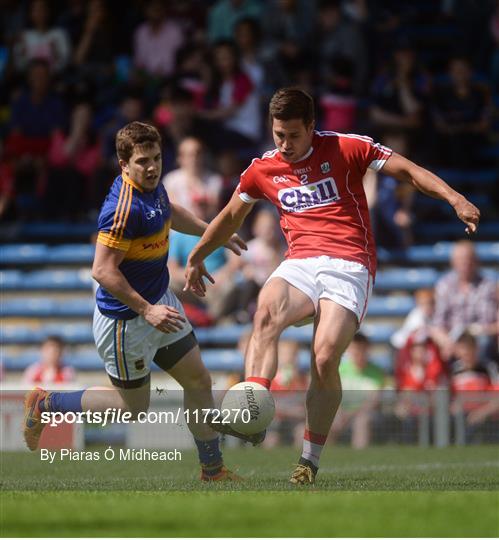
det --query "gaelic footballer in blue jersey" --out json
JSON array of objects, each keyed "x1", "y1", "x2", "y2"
[{"x1": 23, "y1": 122, "x2": 247, "y2": 481}]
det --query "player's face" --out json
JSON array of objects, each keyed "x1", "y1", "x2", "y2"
[
  {"x1": 121, "y1": 143, "x2": 162, "y2": 192},
  {"x1": 272, "y1": 118, "x2": 314, "y2": 162}
]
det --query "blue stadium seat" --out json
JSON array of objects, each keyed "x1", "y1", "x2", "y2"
[
  {"x1": 195, "y1": 325, "x2": 252, "y2": 345},
  {"x1": 417, "y1": 222, "x2": 499, "y2": 241},
  {"x1": 47, "y1": 244, "x2": 95, "y2": 264},
  {"x1": 1, "y1": 320, "x2": 398, "y2": 346},
  {"x1": 2, "y1": 348, "x2": 392, "y2": 372},
  {"x1": 0, "y1": 270, "x2": 23, "y2": 290},
  {"x1": 377, "y1": 242, "x2": 499, "y2": 265},
  {"x1": 1, "y1": 298, "x2": 58, "y2": 317},
  {"x1": 22, "y1": 270, "x2": 92, "y2": 290},
  {"x1": 0, "y1": 244, "x2": 49, "y2": 264},
  {"x1": 18, "y1": 222, "x2": 96, "y2": 239},
  {"x1": 375, "y1": 268, "x2": 439, "y2": 291},
  {"x1": 367, "y1": 296, "x2": 414, "y2": 317},
  {"x1": 1, "y1": 298, "x2": 94, "y2": 317}
]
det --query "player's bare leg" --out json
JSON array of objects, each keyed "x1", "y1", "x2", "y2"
[
  {"x1": 165, "y1": 345, "x2": 241, "y2": 481},
  {"x1": 291, "y1": 300, "x2": 357, "y2": 484},
  {"x1": 245, "y1": 278, "x2": 315, "y2": 380},
  {"x1": 166, "y1": 345, "x2": 217, "y2": 441}
]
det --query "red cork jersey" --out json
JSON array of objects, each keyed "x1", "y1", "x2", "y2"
[{"x1": 237, "y1": 131, "x2": 392, "y2": 276}]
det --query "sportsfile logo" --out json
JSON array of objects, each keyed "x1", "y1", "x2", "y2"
[{"x1": 278, "y1": 177, "x2": 340, "y2": 213}]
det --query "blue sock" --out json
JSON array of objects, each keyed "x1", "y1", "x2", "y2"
[
  {"x1": 195, "y1": 437, "x2": 223, "y2": 473},
  {"x1": 40, "y1": 391, "x2": 84, "y2": 413}
]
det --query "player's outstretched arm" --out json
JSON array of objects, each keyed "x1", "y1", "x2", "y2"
[
  {"x1": 382, "y1": 153, "x2": 481, "y2": 234},
  {"x1": 92, "y1": 243, "x2": 185, "y2": 333},
  {"x1": 184, "y1": 192, "x2": 254, "y2": 296}
]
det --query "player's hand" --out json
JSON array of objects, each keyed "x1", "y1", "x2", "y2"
[
  {"x1": 143, "y1": 304, "x2": 186, "y2": 333},
  {"x1": 184, "y1": 261, "x2": 215, "y2": 297},
  {"x1": 452, "y1": 196, "x2": 480, "y2": 235},
  {"x1": 224, "y1": 233, "x2": 247, "y2": 256}
]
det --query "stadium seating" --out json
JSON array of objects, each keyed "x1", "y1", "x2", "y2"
[
  {"x1": 1, "y1": 347, "x2": 392, "y2": 373},
  {"x1": 1, "y1": 321, "x2": 397, "y2": 346},
  {"x1": 1, "y1": 241, "x2": 496, "y2": 375},
  {"x1": 3, "y1": 242, "x2": 497, "y2": 267}
]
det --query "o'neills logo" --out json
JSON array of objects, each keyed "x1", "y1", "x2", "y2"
[
  {"x1": 278, "y1": 177, "x2": 340, "y2": 213},
  {"x1": 244, "y1": 385, "x2": 260, "y2": 419}
]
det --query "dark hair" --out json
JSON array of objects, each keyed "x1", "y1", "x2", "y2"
[
  {"x1": 269, "y1": 87, "x2": 315, "y2": 126},
  {"x1": 235, "y1": 17, "x2": 262, "y2": 42},
  {"x1": 44, "y1": 335, "x2": 65, "y2": 346},
  {"x1": 352, "y1": 332, "x2": 369, "y2": 345},
  {"x1": 456, "y1": 331, "x2": 476, "y2": 347},
  {"x1": 115, "y1": 121, "x2": 161, "y2": 162}
]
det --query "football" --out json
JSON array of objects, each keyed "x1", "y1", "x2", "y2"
[{"x1": 221, "y1": 381, "x2": 275, "y2": 435}]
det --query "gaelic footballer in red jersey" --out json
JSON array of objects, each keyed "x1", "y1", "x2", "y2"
[
  {"x1": 237, "y1": 131, "x2": 391, "y2": 276},
  {"x1": 185, "y1": 88, "x2": 481, "y2": 485}
]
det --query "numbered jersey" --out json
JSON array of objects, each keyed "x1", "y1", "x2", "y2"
[{"x1": 237, "y1": 131, "x2": 392, "y2": 276}]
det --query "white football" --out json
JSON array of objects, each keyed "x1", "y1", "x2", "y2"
[{"x1": 221, "y1": 381, "x2": 275, "y2": 435}]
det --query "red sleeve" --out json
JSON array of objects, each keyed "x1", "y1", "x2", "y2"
[
  {"x1": 339, "y1": 134, "x2": 392, "y2": 176},
  {"x1": 236, "y1": 159, "x2": 263, "y2": 202}
]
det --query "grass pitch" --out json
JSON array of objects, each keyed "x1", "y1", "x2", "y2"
[{"x1": 1, "y1": 445, "x2": 498, "y2": 537}]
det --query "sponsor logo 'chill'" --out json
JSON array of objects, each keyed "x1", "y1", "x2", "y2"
[{"x1": 278, "y1": 177, "x2": 340, "y2": 213}]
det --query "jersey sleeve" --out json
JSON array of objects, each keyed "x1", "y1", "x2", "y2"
[
  {"x1": 236, "y1": 160, "x2": 263, "y2": 203},
  {"x1": 97, "y1": 193, "x2": 140, "y2": 251},
  {"x1": 341, "y1": 135, "x2": 393, "y2": 175}
]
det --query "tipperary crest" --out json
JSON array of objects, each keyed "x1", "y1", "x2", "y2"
[{"x1": 320, "y1": 161, "x2": 331, "y2": 173}]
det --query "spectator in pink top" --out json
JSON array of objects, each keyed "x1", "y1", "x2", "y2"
[{"x1": 133, "y1": 0, "x2": 185, "y2": 78}]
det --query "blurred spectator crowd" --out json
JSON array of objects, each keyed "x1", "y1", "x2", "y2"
[
  {"x1": 1, "y1": 0, "x2": 498, "y2": 446},
  {"x1": 1, "y1": 0, "x2": 498, "y2": 231}
]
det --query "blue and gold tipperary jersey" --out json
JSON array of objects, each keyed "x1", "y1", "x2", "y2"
[{"x1": 96, "y1": 173, "x2": 171, "y2": 319}]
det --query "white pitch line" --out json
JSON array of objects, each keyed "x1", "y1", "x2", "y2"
[
  {"x1": 319, "y1": 460, "x2": 499, "y2": 474},
  {"x1": 254, "y1": 460, "x2": 499, "y2": 478}
]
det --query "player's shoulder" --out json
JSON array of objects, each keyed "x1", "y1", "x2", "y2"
[
  {"x1": 99, "y1": 176, "x2": 141, "y2": 221},
  {"x1": 242, "y1": 148, "x2": 281, "y2": 175}
]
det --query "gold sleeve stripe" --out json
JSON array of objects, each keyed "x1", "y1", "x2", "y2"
[
  {"x1": 110, "y1": 181, "x2": 127, "y2": 237},
  {"x1": 112, "y1": 183, "x2": 132, "y2": 240},
  {"x1": 97, "y1": 231, "x2": 131, "y2": 251},
  {"x1": 117, "y1": 184, "x2": 133, "y2": 241},
  {"x1": 111, "y1": 183, "x2": 130, "y2": 239}
]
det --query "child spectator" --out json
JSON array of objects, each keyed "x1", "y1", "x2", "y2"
[
  {"x1": 331, "y1": 333, "x2": 385, "y2": 449},
  {"x1": 391, "y1": 288, "x2": 436, "y2": 350},
  {"x1": 265, "y1": 340, "x2": 308, "y2": 448},
  {"x1": 22, "y1": 336, "x2": 75, "y2": 385}
]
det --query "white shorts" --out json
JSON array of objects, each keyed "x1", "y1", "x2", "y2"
[
  {"x1": 93, "y1": 289, "x2": 193, "y2": 382},
  {"x1": 266, "y1": 256, "x2": 373, "y2": 324}
]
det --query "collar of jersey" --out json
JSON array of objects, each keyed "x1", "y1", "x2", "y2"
[
  {"x1": 292, "y1": 146, "x2": 314, "y2": 163},
  {"x1": 122, "y1": 172, "x2": 144, "y2": 193}
]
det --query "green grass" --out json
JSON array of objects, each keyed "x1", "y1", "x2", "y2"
[{"x1": 1, "y1": 446, "x2": 498, "y2": 537}]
